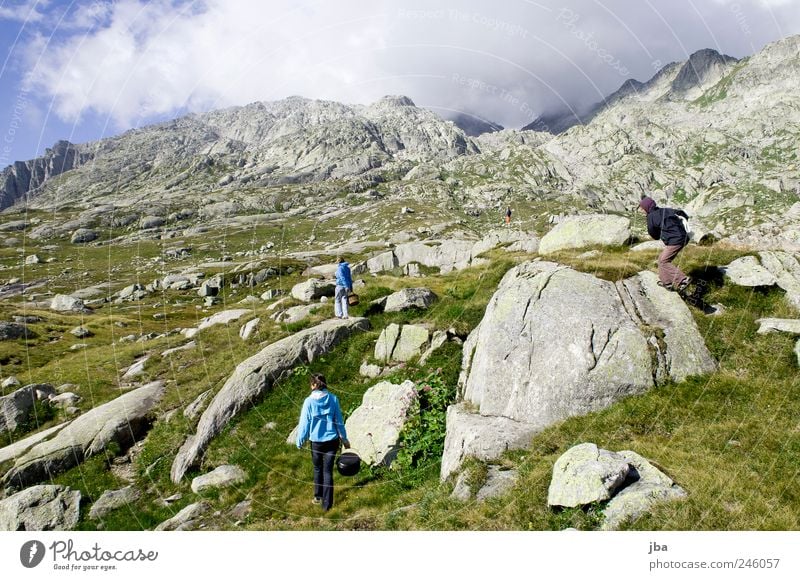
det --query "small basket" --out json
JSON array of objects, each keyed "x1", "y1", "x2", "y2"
[
  {"x1": 347, "y1": 293, "x2": 359, "y2": 306},
  {"x1": 337, "y1": 450, "x2": 361, "y2": 476}
]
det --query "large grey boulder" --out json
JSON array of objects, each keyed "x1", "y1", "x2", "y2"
[
  {"x1": 442, "y1": 262, "x2": 715, "y2": 479},
  {"x1": 547, "y1": 443, "x2": 630, "y2": 507},
  {"x1": 345, "y1": 380, "x2": 417, "y2": 466},
  {"x1": 171, "y1": 317, "x2": 370, "y2": 483},
  {"x1": 0, "y1": 384, "x2": 56, "y2": 434},
  {"x1": 191, "y1": 465, "x2": 246, "y2": 494},
  {"x1": 50, "y1": 294, "x2": 88, "y2": 313},
  {"x1": 291, "y1": 279, "x2": 335, "y2": 302},
  {"x1": 383, "y1": 288, "x2": 438, "y2": 313},
  {"x1": 3, "y1": 381, "x2": 166, "y2": 489},
  {"x1": 154, "y1": 502, "x2": 210, "y2": 531},
  {"x1": 539, "y1": 215, "x2": 631, "y2": 255},
  {"x1": 600, "y1": 450, "x2": 687, "y2": 530},
  {"x1": 89, "y1": 486, "x2": 141, "y2": 520},
  {"x1": 394, "y1": 240, "x2": 475, "y2": 274},
  {"x1": 721, "y1": 256, "x2": 777, "y2": 287},
  {"x1": 0, "y1": 485, "x2": 81, "y2": 530}
]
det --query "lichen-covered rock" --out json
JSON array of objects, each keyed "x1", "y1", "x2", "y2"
[
  {"x1": 391, "y1": 325, "x2": 429, "y2": 362},
  {"x1": 0, "y1": 485, "x2": 81, "y2": 530},
  {"x1": 374, "y1": 323, "x2": 401, "y2": 363},
  {"x1": 345, "y1": 380, "x2": 417, "y2": 466},
  {"x1": 721, "y1": 256, "x2": 777, "y2": 287}
]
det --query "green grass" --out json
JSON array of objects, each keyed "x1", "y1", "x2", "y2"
[{"x1": 3, "y1": 237, "x2": 800, "y2": 531}]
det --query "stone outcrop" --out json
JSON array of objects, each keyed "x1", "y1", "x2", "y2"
[
  {"x1": 0, "y1": 384, "x2": 56, "y2": 434},
  {"x1": 441, "y1": 261, "x2": 715, "y2": 479},
  {"x1": 191, "y1": 465, "x2": 247, "y2": 494},
  {"x1": 89, "y1": 486, "x2": 141, "y2": 520},
  {"x1": 345, "y1": 380, "x2": 417, "y2": 466},
  {"x1": 0, "y1": 485, "x2": 81, "y2": 530},
  {"x1": 170, "y1": 317, "x2": 370, "y2": 483},
  {"x1": 382, "y1": 288, "x2": 438, "y2": 313},
  {"x1": 538, "y1": 215, "x2": 631, "y2": 255},
  {"x1": 3, "y1": 381, "x2": 165, "y2": 489}
]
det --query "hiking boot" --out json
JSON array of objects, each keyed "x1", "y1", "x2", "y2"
[
  {"x1": 677, "y1": 277, "x2": 692, "y2": 292},
  {"x1": 312, "y1": 497, "x2": 322, "y2": 505}
]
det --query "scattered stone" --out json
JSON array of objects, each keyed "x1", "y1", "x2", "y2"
[
  {"x1": 1, "y1": 376, "x2": 21, "y2": 389},
  {"x1": 228, "y1": 500, "x2": 252, "y2": 522},
  {"x1": 184, "y1": 390, "x2": 212, "y2": 421},
  {"x1": 383, "y1": 288, "x2": 438, "y2": 313},
  {"x1": 0, "y1": 485, "x2": 81, "y2": 531},
  {"x1": 49, "y1": 393, "x2": 81, "y2": 407},
  {"x1": 13, "y1": 315, "x2": 42, "y2": 324},
  {"x1": 291, "y1": 278, "x2": 336, "y2": 302},
  {"x1": 122, "y1": 356, "x2": 150, "y2": 379},
  {"x1": 476, "y1": 466, "x2": 519, "y2": 501},
  {"x1": 260, "y1": 288, "x2": 284, "y2": 301},
  {"x1": 69, "y1": 344, "x2": 88, "y2": 351},
  {"x1": 600, "y1": 450, "x2": 687, "y2": 530},
  {"x1": 70, "y1": 229, "x2": 98, "y2": 244},
  {"x1": 239, "y1": 318, "x2": 260, "y2": 340},
  {"x1": 0, "y1": 322, "x2": 35, "y2": 340},
  {"x1": 50, "y1": 294, "x2": 88, "y2": 313},
  {"x1": 3, "y1": 381, "x2": 166, "y2": 489},
  {"x1": 191, "y1": 465, "x2": 247, "y2": 494},
  {"x1": 547, "y1": 443, "x2": 630, "y2": 508},
  {"x1": 273, "y1": 304, "x2": 321, "y2": 324},
  {"x1": 755, "y1": 318, "x2": 800, "y2": 335},
  {"x1": 140, "y1": 216, "x2": 166, "y2": 229},
  {"x1": 70, "y1": 326, "x2": 93, "y2": 339},
  {"x1": 721, "y1": 256, "x2": 777, "y2": 287},
  {"x1": 0, "y1": 384, "x2": 57, "y2": 434},
  {"x1": 154, "y1": 502, "x2": 210, "y2": 531},
  {"x1": 630, "y1": 240, "x2": 665, "y2": 252},
  {"x1": 359, "y1": 361, "x2": 382, "y2": 379},
  {"x1": 161, "y1": 341, "x2": 196, "y2": 357},
  {"x1": 374, "y1": 323, "x2": 401, "y2": 363},
  {"x1": 345, "y1": 380, "x2": 417, "y2": 466},
  {"x1": 24, "y1": 254, "x2": 41, "y2": 265},
  {"x1": 539, "y1": 215, "x2": 631, "y2": 255},
  {"x1": 391, "y1": 325, "x2": 429, "y2": 362},
  {"x1": 198, "y1": 274, "x2": 224, "y2": 297},
  {"x1": 419, "y1": 330, "x2": 448, "y2": 365},
  {"x1": 367, "y1": 251, "x2": 399, "y2": 274},
  {"x1": 89, "y1": 486, "x2": 141, "y2": 520}
]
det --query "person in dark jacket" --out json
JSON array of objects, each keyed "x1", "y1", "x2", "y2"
[
  {"x1": 296, "y1": 374, "x2": 350, "y2": 511},
  {"x1": 334, "y1": 257, "x2": 353, "y2": 319},
  {"x1": 639, "y1": 196, "x2": 691, "y2": 291}
]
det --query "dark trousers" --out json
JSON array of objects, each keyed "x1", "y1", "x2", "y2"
[
  {"x1": 658, "y1": 243, "x2": 688, "y2": 287},
  {"x1": 311, "y1": 438, "x2": 340, "y2": 511}
]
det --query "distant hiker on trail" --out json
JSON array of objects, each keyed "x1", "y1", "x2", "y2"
[
  {"x1": 296, "y1": 373, "x2": 350, "y2": 512},
  {"x1": 639, "y1": 196, "x2": 691, "y2": 292},
  {"x1": 505, "y1": 206, "x2": 512, "y2": 226},
  {"x1": 334, "y1": 256, "x2": 353, "y2": 319}
]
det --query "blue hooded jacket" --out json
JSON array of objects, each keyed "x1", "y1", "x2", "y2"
[
  {"x1": 335, "y1": 261, "x2": 352, "y2": 290},
  {"x1": 296, "y1": 389, "x2": 348, "y2": 447}
]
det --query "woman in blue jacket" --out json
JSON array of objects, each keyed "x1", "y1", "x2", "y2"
[
  {"x1": 334, "y1": 257, "x2": 353, "y2": 319},
  {"x1": 296, "y1": 373, "x2": 350, "y2": 511}
]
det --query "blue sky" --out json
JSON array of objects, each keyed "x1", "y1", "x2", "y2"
[{"x1": 1, "y1": 0, "x2": 799, "y2": 167}]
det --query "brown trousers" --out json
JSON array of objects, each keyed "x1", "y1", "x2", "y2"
[{"x1": 658, "y1": 244, "x2": 687, "y2": 287}]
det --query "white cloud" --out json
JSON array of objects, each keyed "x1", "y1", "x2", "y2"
[
  {"x1": 17, "y1": 0, "x2": 800, "y2": 130},
  {"x1": 0, "y1": 0, "x2": 49, "y2": 23}
]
